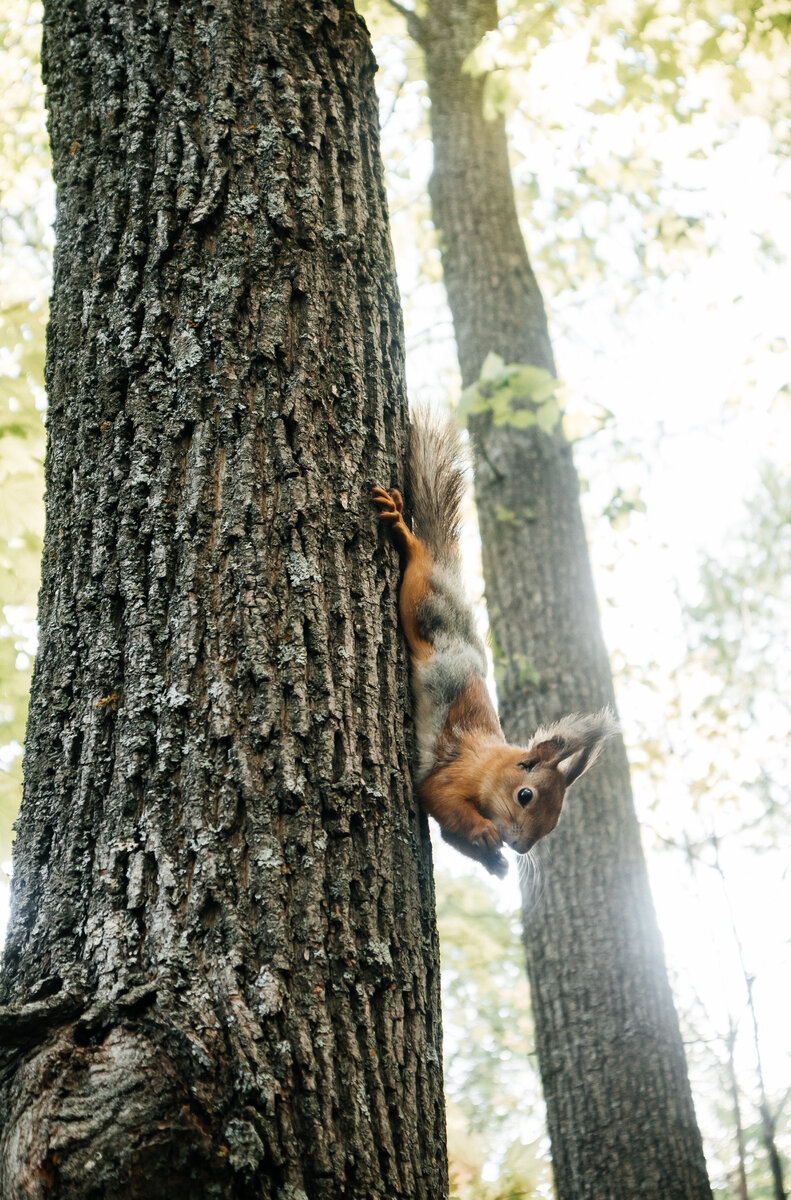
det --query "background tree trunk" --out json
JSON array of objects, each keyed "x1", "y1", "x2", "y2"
[
  {"x1": 402, "y1": 1, "x2": 713, "y2": 1196},
  {"x1": 0, "y1": 3, "x2": 448, "y2": 1197}
]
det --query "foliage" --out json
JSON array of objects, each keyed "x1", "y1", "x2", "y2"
[
  {"x1": 459, "y1": 352, "x2": 561, "y2": 433},
  {"x1": 687, "y1": 465, "x2": 790, "y2": 781},
  {"x1": 678, "y1": 992, "x2": 791, "y2": 1197},
  {"x1": 0, "y1": 0, "x2": 50, "y2": 867},
  {"x1": 461, "y1": 0, "x2": 791, "y2": 131},
  {"x1": 622, "y1": 465, "x2": 791, "y2": 1195},
  {"x1": 366, "y1": 0, "x2": 791, "y2": 327},
  {"x1": 436, "y1": 870, "x2": 551, "y2": 1198},
  {"x1": 672, "y1": 463, "x2": 791, "y2": 843},
  {"x1": 738, "y1": 1109, "x2": 791, "y2": 1200}
]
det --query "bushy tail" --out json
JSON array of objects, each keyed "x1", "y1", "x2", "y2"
[{"x1": 407, "y1": 406, "x2": 468, "y2": 567}]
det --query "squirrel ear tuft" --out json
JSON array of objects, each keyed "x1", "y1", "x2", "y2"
[{"x1": 528, "y1": 707, "x2": 618, "y2": 786}]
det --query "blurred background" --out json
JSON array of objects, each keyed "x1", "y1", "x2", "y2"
[{"x1": 1, "y1": 1, "x2": 789, "y2": 1195}]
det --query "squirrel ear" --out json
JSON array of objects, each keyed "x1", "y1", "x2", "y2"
[
  {"x1": 528, "y1": 708, "x2": 618, "y2": 787},
  {"x1": 558, "y1": 745, "x2": 599, "y2": 787},
  {"x1": 527, "y1": 737, "x2": 567, "y2": 768},
  {"x1": 517, "y1": 755, "x2": 541, "y2": 770}
]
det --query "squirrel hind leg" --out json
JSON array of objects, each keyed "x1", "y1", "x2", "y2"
[
  {"x1": 373, "y1": 486, "x2": 435, "y2": 664},
  {"x1": 398, "y1": 537, "x2": 435, "y2": 664}
]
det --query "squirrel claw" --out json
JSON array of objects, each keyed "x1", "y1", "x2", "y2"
[
  {"x1": 372, "y1": 487, "x2": 398, "y2": 515},
  {"x1": 372, "y1": 487, "x2": 404, "y2": 512},
  {"x1": 472, "y1": 819, "x2": 502, "y2": 852},
  {"x1": 373, "y1": 486, "x2": 408, "y2": 530}
]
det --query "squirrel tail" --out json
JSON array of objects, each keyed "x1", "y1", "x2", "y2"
[{"x1": 407, "y1": 406, "x2": 468, "y2": 567}]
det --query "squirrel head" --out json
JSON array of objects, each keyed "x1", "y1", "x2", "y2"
[{"x1": 479, "y1": 708, "x2": 618, "y2": 855}]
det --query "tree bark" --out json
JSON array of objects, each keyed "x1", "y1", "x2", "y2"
[
  {"x1": 0, "y1": 3, "x2": 448, "y2": 1197},
  {"x1": 405, "y1": 1, "x2": 713, "y2": 1196}
]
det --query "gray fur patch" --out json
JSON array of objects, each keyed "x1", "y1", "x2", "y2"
[
  {"x1": 413, "y1": 563, "x2": 487, "y2": 780},
  {"x1": 420, "y1": 633, "x2": 486, "y2": 709},
  {"x1": 417, "y1": 564, "x2": 485, "y2": 655}
]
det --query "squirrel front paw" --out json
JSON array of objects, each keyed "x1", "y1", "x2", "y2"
[
  {"x1": 483, "y1": 850, "x2": 509, "y2": 879},
  {"x1": 472, "y1": 821, "x2": 508, "y2": 877},
  {"x1": 470, "y1": 818, "x2": 502, "y2": 852}
]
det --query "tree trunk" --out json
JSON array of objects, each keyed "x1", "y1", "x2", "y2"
[
  {"x1": 726, "y1": 1019, "x2": 750, "y2": 1200},
  {"x1": 404, "y1": 1, "x2": 713, "y2": 1196},
  {"x1": 0, "y1": 3, "x2": 448, "y2": 1198}
]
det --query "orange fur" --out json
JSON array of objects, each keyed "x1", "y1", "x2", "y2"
[
  {"x1": 374, "y1": 482, "x2": 614, "y2": 878},
  {"x1": 372, "y1": 488, "x2": 434, "y2": 664}
]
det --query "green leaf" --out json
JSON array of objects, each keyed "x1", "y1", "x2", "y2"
[
  {"x1": 536, "y1": 397, "x2": 561, "y2": 433},
  {"x1": 479, "y1": 351, "x2": 505, "y2": 381},
  {"x1": 459, "y1": 357, "x2": 561, "y2": 433}
]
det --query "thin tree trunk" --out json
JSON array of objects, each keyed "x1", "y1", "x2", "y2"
[
  {"x1": 712, "y1": 841, "x2": 787, "y2": 1200},
  {"x1": 397, "y1": 1, "x2": 713, "y2": 1196},
  {"x1": 0, "y1": 3, "x2": 448, "y2": 1197},
  {"x1": 726, "y1": 1018, "x2": 750, "y2": 1200}
]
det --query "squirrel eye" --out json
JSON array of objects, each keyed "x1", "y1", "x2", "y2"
[{"x1": 517, "y1": 787, "x2": 533, "y2": 807}]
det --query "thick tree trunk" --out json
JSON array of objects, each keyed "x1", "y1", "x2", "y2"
[
  {"x1": 406, "y1": 2, "x2": 713, "y2": 1197},
  {"x1": 0, "y1": 3, "x2": 448, "y2": 1198}
]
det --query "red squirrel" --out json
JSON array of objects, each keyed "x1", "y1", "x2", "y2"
[{"x1": 374, "y1": 408, "x2": 617, "y2": 878}]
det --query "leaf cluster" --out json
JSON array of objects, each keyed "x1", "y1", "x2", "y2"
[
  {"x1": 677, "y1": 463, "x2": 791, "y2": 834},
  {"x1": 459, "y1": 352, "x2": 560, "y2": 433}
]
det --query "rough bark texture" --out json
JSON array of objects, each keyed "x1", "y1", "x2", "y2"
[
  {"x1": 409, "y1": 2, "x2": 713, "y2": 1197},
  {"x1": 0, "y1": 3, "x2": 448, "y2": 1197}
]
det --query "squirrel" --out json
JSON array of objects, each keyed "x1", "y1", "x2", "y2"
[{"x1": 374, "y1": 407, "x2": 617, "y2": 878}]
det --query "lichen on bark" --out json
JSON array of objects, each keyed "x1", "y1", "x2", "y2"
[{"x1": 0, "y1": 3, "x2": 448, "y2": 1197}]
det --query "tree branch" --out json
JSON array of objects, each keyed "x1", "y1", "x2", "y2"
[{"x1": 383, "y1": 0, "x2": 424, "y2": 44}]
